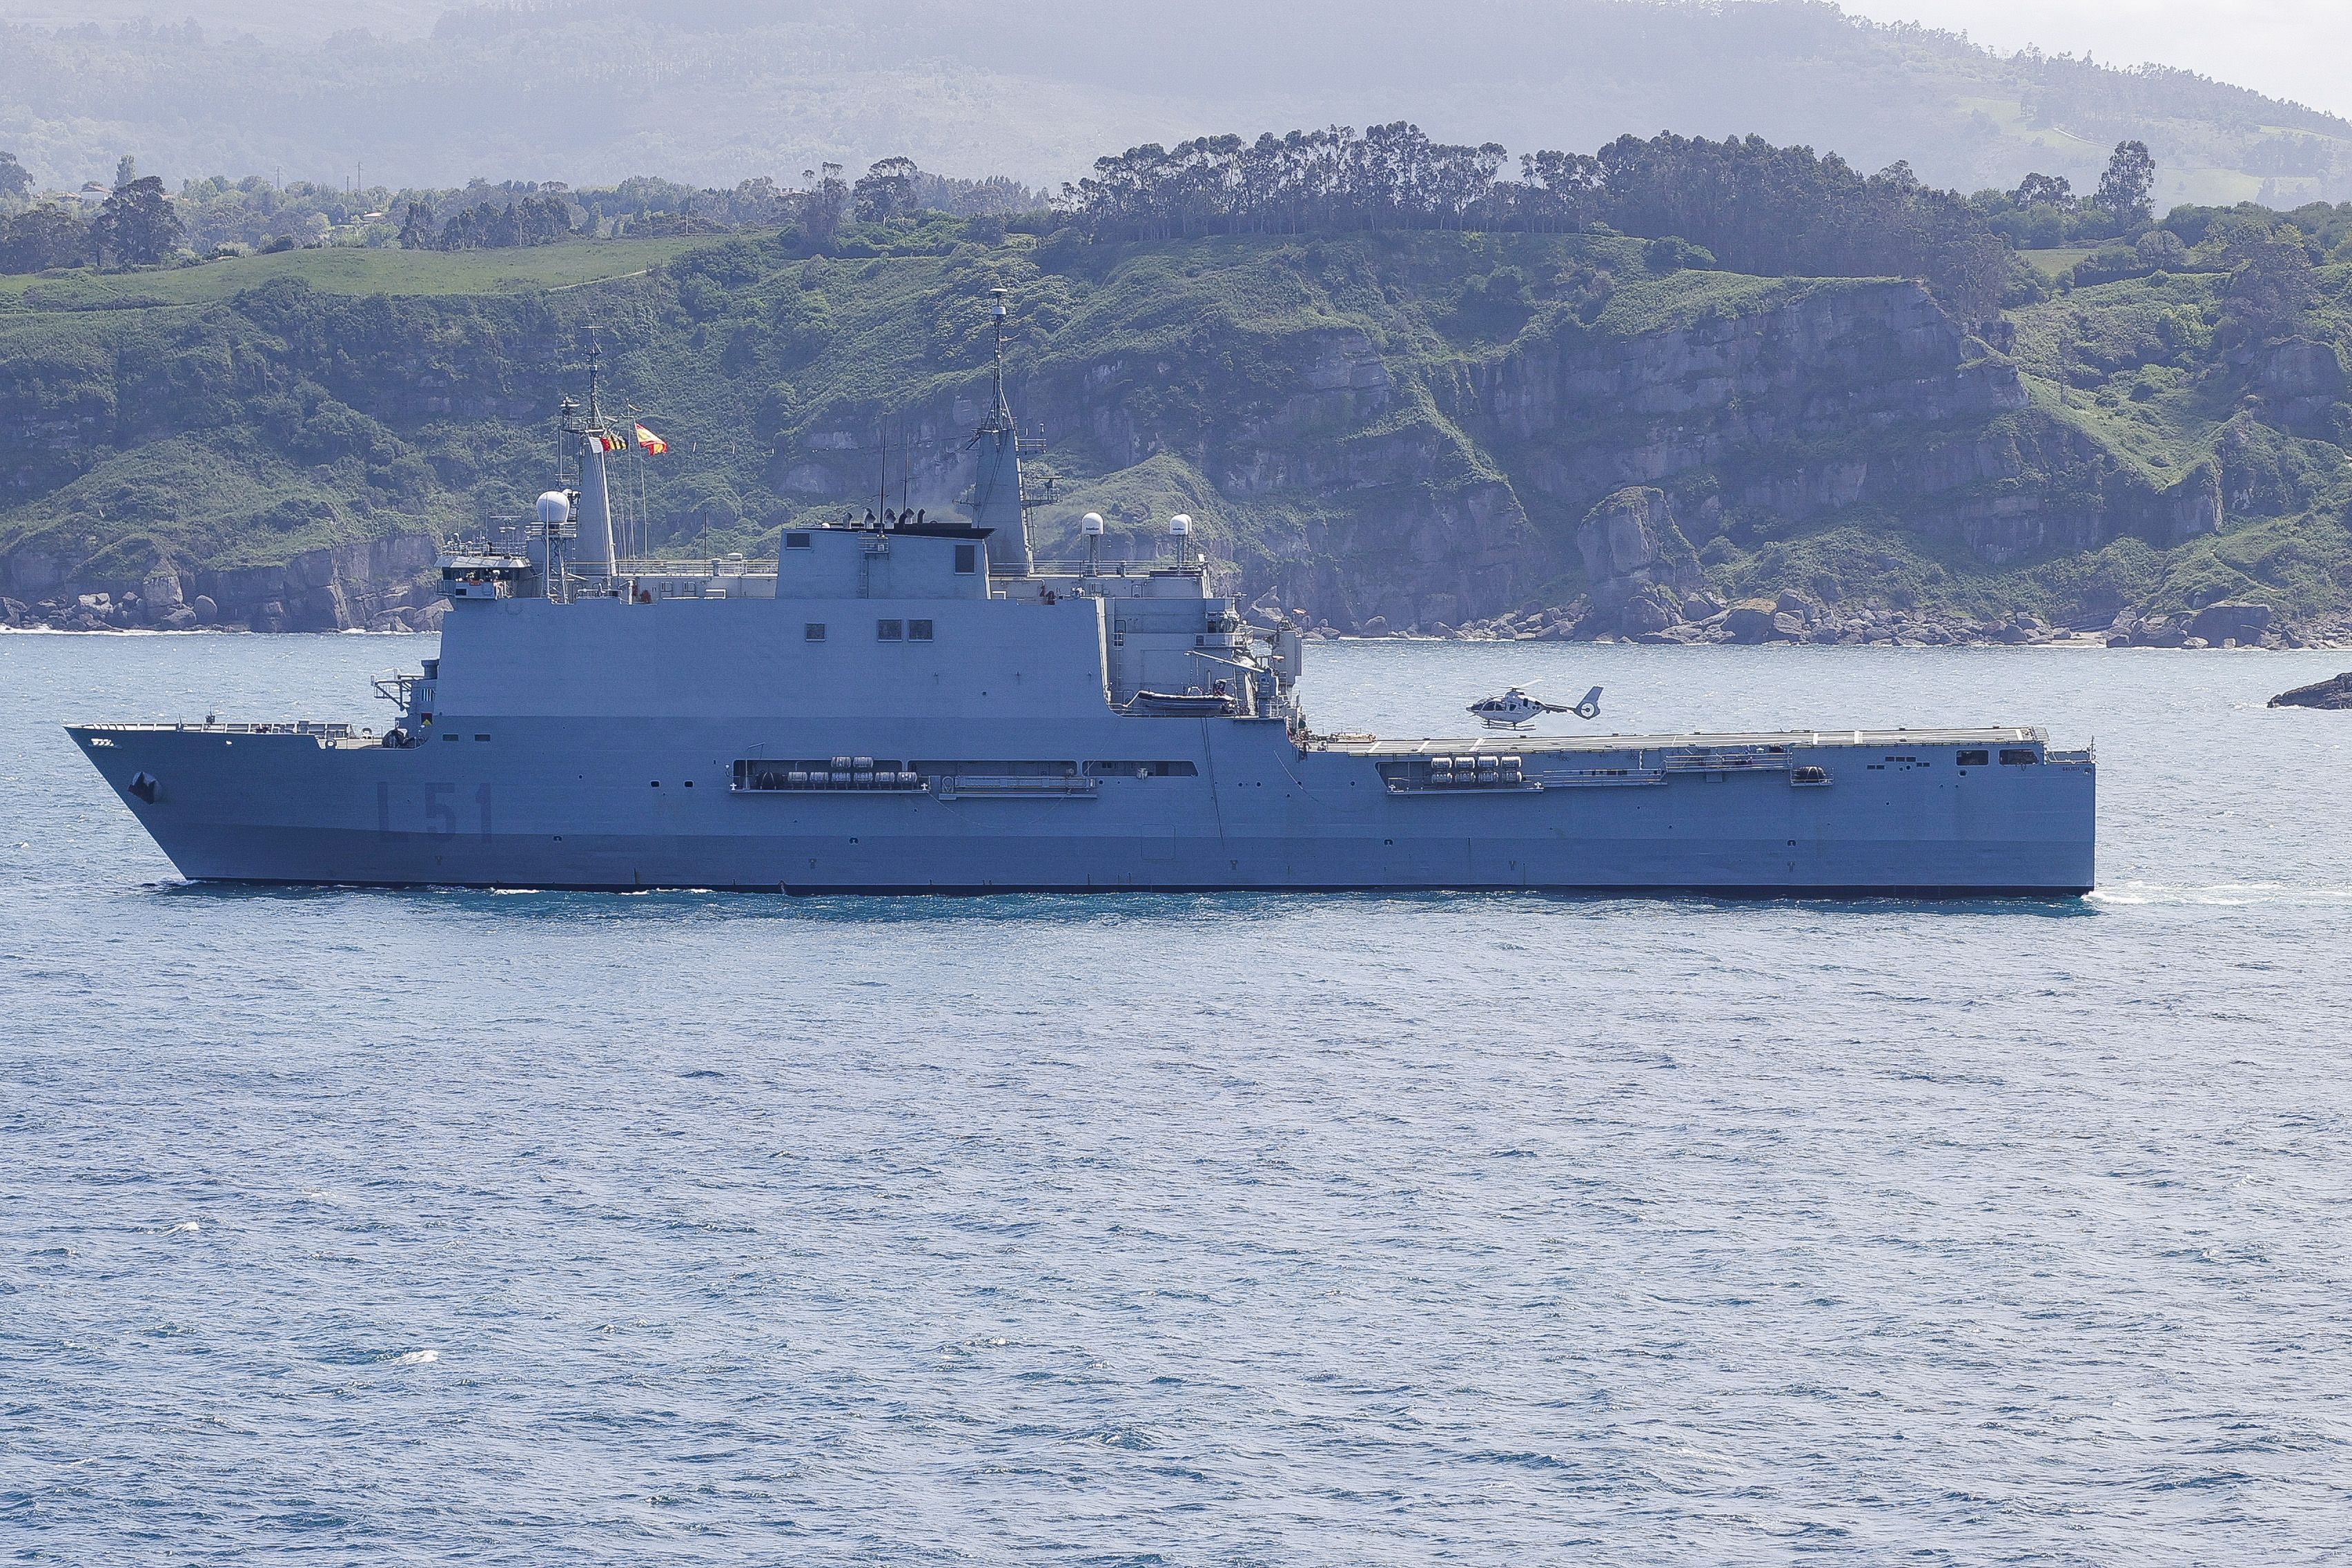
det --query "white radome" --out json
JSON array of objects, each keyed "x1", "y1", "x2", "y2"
[
  {"x1": 1168, "y1": 513, "x2": 1193, "y2": 537},
  {"x1": 1081, "y1": 511, "x2": 1106, "y2": 536},
  {"x1": 536, "y1": 491, "x2": 574, "y2": 528}
]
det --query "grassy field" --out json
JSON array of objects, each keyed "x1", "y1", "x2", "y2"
[
  {"x1": 1950, "y1": 96, "x2": 2105, "y2": 158},
  {"x1": 0, "y1": 235, "x2": 740, "y2": 309},
  {"x1": 2017, "y1": 246, "x2": 2098, "y2": 280}
]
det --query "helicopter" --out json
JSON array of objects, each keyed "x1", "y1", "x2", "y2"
[{"x1": 1468, "y1": 685, "x2": 1603, "y2": 729}]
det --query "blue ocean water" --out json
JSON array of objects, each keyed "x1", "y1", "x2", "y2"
[{"x1": 3, "y1": 630, "x2": 2350, "y2": 1565}]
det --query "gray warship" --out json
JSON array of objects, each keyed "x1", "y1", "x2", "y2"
[{"x1": 71, "y1": 302, "x2": 2096, "y2": 895}]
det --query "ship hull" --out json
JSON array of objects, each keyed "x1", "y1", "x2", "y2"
[{"x1": 69, "y1": 720, "x2": 2095, "y2": 897}]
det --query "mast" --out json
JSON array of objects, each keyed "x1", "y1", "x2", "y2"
[
  {"x1": 566, "y1": 333, "x2": 619, "y2": 578},
  {"x1": 968, "y1": 289, "x2": 1032, "y2": 575},
  {"x1": 990, "y1": 291, "x2": 1012, "y2": 424}
]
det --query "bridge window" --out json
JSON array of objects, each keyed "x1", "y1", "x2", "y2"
[
  {"x1": 784, "y1": 533, "x2": 813, "y2": 550},
  {"x1": 954, "y1": 545, "x2": 977, "y2": 574},
  {"x1": 909, "y1": 619, "x2": 934, "y2": 641},
  {"x1": 2000, "y1": 749, "x2": 2040, "y2": 765},
  {"x1": 805, "y1": 623, "x2": 826, "y2": 642},
  {"x1": 876, "y1": 618, "x2": 903, "y2": 640},
  {"x1": 1957, "y1": 749, "x2": 1988, "y2": 767}
]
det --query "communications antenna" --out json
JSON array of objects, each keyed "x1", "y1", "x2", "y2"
[
  {"x1": 990, "y1": 288, "x2": 1012, "y2": 424},
  {"x1": 585, "y1": 328, "x2": 605, "y2": 427}
]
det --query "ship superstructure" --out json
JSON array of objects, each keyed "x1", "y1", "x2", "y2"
[{"x1": 70, "y1": 306, "x2": 2096, "y2": 896}]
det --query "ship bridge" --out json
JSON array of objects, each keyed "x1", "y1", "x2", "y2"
[
  {"x1": 431, "y1": 511, "x2": 1302, "y2": 733},
  {"x1": 429, "y1": 290, "x2": 1303, "y2": 728}
]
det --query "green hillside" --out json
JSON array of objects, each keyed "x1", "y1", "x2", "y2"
[{"x1": 4, "y1": 222, "x2": 2351, "y2": 640}]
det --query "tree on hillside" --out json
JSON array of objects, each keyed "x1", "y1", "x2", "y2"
[
  {"x1": 727, "y1": 176, "x2": 789, "y2": 225},
  {"x1": 0, "y1": 151, "x2": 31, "y2": 202},
  {"x1": 1577, "y1": 133, "x2": 2014, "y2": 317},
  {"x1": 2135, "y1": 226, "x2": 2188, "y2": 267},
  {"x1": 1517, "y1": 149, "x2": 1602, "y2": 231},
  {"x1": 1052, "y1": 124, "x2": 2012, "y2": 315},
  {"x1": 801, "y1": 163, "x2": 847, "y2": 241},
  {"x1": 397, "y1": 201, "x2": 435, "y2": 249},
  {"x1": 428, "y1": 193, "x2": 571, "y2": 251},
  {"x1": 0, "y1": 204, "x2": 93, "y2": 273},
  {"x1": 852, "y1": 156, "x2": 919, "y2": 222},
  {"x1": 90, "y1": 175, "x2": 182, "y2": 266},
  {"x1": 910, "y1": 171, "x2": 1039, "y2": 217},
  {"x1": 1068, "y1": 122, "x2": 1531, "y2": 239},
  {"x1": 114, "y1": 155, "x2": 137, "y2": 190},
  {"x1": 2222, "y1": 228, "x2": 2316, "y2": 344},
  {"x1": 2010, "y1": 172, "x2": 2072, "y2": 210},
  {"x1": 2095, "y1": 140, "x2": 2157, "y2": 223}
]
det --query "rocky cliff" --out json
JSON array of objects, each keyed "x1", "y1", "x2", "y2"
[
  {"x1": 3, "y1": 533, "x2": 442, "y2": 632},
  {"x1": 0, "y1": 280, "x2": 563, "y2": 628}
]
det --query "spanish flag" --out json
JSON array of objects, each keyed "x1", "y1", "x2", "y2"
[{"x1": 634, "y1": 423, "x2": 668, "y2": 455}]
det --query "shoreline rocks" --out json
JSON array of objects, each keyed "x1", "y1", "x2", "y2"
[
  {"x1": 1574, "y1": 487, "x2": 1703, "y2": 640},
  {"x1": 7, "y1": 547, "x2": 2349, "y2": 652},
  {"x1": 2269, "y1": 673, "x2": 2352, "y2": 708},
  {"x1": 12, "y1": 578, "x2": 2349, "y2": 650},
  {"x1": 1337, "y1": 596, "x2": 2351, "y2": 649},
  {"x1": 1, "y1": 532, "x2": 446, "y2": 634}
]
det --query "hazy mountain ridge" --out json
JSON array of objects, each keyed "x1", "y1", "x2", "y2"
[{"x1": 1, "y1": 0, "x2": 2349, "y2": 208}]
